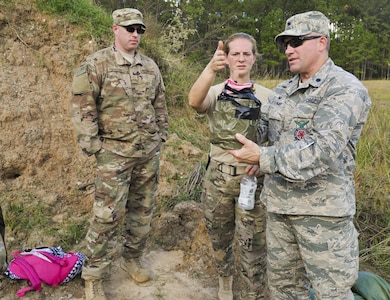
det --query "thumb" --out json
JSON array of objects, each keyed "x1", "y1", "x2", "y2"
[
  {"x1": 235, "y1": 133, "x2": 248, "y2": 145},
  {"x1": 217, "y1": 40, "x2": 223, "y2": 51}
]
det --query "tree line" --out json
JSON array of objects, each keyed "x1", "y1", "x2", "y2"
[{"x1": 96, "y1": 0, "x2": 390, "y2": 80}]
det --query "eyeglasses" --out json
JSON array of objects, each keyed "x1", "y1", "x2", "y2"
[
  {"x1": 282, "y1": 35, "x2": 323, "y2": 51},
  {"x1": 121, "y1": 25, "x2": 145, "y2": 35}
]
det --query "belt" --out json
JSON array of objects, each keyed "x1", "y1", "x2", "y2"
[{"x1": 209, "y1": 159, "x2": 247, "y2": 176}]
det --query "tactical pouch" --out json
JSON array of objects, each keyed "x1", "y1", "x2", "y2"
[{"x1": 210, "y1": 84, "x2": 261, "y2": 149}]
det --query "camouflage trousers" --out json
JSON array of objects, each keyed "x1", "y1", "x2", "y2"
[
  {"x1": 0, "y1": 205, "x2": 7, "y2": 271},
  {"x1": 202, "y1": 165, "x2": 267, "y2": 297},
  {"x1": 81, "y1": 148, "x2": 160, "y2": 280},
  {"x1": 267, "y1": 213, "x2": 359, "y2": 300}
]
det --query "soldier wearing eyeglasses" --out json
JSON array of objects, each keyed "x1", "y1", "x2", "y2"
[
  {"x1": 70, "y1": 8, "x2": 168, "y2": 300},
  {"x1": 228, "y1": 11, "x2": 372, "y2": 300}
]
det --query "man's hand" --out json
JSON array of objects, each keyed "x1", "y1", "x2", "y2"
[
  {"x1": 246, "y1": 164, "x2": 263, "y2": 177},
  {"x1": 227, "y1": 133, "x2": 260, "y2": 165}
]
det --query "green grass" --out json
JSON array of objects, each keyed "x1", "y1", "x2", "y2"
[
  {"x1": 1, "y1": 192, "x2": 88, "y2": 250},
  {"x1": 355, "y1": 81, "x2": 390, "y2": 279},
  {"x1": 35, "y1": 0, "x2": 112, "y2": 38}
]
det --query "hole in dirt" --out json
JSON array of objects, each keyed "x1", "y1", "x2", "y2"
[{"x1": 1, "y1": 169, "x2": 23, "y2": 180}]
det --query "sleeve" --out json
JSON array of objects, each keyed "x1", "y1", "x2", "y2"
[
  {"x1": 152, "y1": 67, "x2": 169, "y2": 143},
  {"x1": 257, "y1": 100, "x2": 270, "y2": 145},
  {"x1": 203, "y1": 83, "x2": 223, "y2": 117},
  {"x1": 70, "y1": 61, "x2": 102, "y2": 155},
  {"x1": 260, "y1": 86, "x2": 370, "y2": 182}
]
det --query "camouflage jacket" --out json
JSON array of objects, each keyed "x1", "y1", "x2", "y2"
[
  {"x1": 258, "y1": 59, "x2": 371, "y2": 216},
  {"x1": 70, "y1": 44, "x2": 168, "y2": 157}
]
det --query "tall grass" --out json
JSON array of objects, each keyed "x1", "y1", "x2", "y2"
[
  {"x1": 36, "y1": 0, "x2": 112, "y2": 38},
  {"x1": 355, "y1": 81, "x2": 390, "y2": 279}
]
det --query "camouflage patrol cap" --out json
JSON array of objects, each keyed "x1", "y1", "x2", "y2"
[
  {"x1": 112, "y1": 8, "x2": 146, "y2": 28},
  {"x1": 275, "y1": 11, "x2": 329, "y2": 46}
]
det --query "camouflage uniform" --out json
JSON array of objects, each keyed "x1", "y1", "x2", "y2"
[
  {"x1": 70, "y1": 43, "x2": 168, "y2": 280},
  {"x1": 258, "y1": 11, "x2": 372, "y2": 299},
  {"x1": 0, "y1": 205, "x2": 7, "y2": 271},
  {"x1": 202, "y1": 82, "x2": 271, "y2": 298}
]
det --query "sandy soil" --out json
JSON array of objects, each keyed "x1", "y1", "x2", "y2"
[{"x1": 1, "y1": 247, "x2": 220, "y2": 300}]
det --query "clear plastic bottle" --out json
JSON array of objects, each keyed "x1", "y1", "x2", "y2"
[{"x1": 238, "y1": 174, "x2": 257, "y2": 210}]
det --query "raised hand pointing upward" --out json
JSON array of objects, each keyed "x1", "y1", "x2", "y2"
[
  {"x1": 210, "y1": 40, "x2": 226, "y2": 73},
  {"x1": 188, "y1": 33, "x2": 271, "y2": 299}
]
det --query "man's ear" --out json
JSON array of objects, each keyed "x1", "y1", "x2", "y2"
[
  {"x1": 112, "y1": 24, "x2": 119, "y2": 34},
  {"x1": 319, "y1": 36, "x2": 329, "y2": 51}
]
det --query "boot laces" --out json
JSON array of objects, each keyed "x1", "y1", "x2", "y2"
[
  {"x1": 222, "y1": 277, "x2": 231, "y2": 291},
  {"x1": 134, "y1": 258, "x2": 143, "y2": 269},
  {"x1": 89, "y1": 280, "x2": 104, "y2": 296}
]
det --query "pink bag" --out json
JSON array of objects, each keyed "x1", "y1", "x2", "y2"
[{"x1": 4, "y1": 247, "x2": 85, "y2": 298}]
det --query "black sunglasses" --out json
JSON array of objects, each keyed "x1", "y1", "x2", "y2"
[
  {"x1": 121, "y1": 25, "x2": 145, "y2": 35},
  {"x1": 282, "y1": 35, "x2": 323, "y2": 52}
]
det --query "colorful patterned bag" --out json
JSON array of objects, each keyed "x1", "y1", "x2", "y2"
[{"x1": 4, "y1": 246, "x2": 85, "y2": 298}]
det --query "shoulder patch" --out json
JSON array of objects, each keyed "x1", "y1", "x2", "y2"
[
  {"x1": 74, "y1": 65, "x2": 87, "y2": 77},
  {"x1": 72, "y1": 65, "x2": 91, "y2": 94}
]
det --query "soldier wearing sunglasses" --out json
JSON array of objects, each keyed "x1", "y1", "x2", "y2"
[
  {"x1": 228, "y1": 11, "x2": 371, "y2": 300},
  {"x1": 70, "y1": 8, "x2": 168, "y2": 300}
]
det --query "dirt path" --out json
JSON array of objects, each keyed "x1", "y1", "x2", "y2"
[
  {"x1": 107, "y1": 249, "x2": 217, "y2": 300},
  {"x1": 1, "y1": 247, "x2": 219, "y2": 300}
]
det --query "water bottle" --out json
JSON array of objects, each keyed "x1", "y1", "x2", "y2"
[{"x1": 238, "y1": 174, "x2": 257, "y2": 210}]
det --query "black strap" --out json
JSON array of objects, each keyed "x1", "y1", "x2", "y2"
[
  {"x1": 217, "y1": 92, "x2": 261, "y2": 120},
  {"x1": 219, "y1": 83, "x2": 261, "y2": 106}
]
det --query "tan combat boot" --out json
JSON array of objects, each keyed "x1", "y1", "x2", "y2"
[
  {"x1": 84, "y1": 279, "x2": 106, "y2": 300},
  {"x1": 121, "y1": 257, "x2": 153, "y2": 283},
  {"x1": 246, "y1": 292, "x2": 257, "y2": 299},
  {"x1": 218, "y1": 275, "x2": 233, "y2": 300}
]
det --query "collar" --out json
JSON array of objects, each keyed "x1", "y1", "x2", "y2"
[
  {"x1": 225, "y1": 78, "x2": 253, "y2": 91},
  {"x1": 112, "y1": 43, "x2": 142, "y2": 66},
  {"x1": 283, "y1": 58, "x2": 334, "y2": 95}
]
